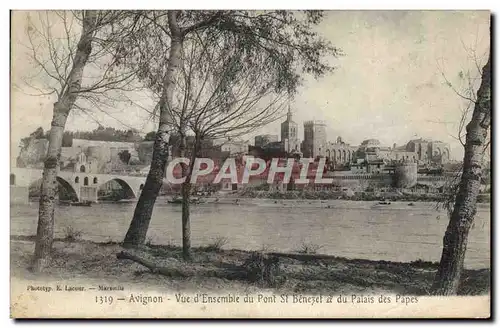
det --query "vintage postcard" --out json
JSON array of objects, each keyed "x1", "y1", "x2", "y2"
[{"x1": 10, "y1": 10, "x2": 491, "y2": 318}]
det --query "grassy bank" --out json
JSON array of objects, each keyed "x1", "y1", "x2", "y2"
[{"x1": 11, "y1": 236, "x2": 489, "y2": 296}]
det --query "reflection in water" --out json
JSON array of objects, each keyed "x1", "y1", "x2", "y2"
[{"x1": 10, "y1": 200, "x2": 490, "y2": 269}]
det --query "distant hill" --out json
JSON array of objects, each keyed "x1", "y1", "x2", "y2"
[{"x1": 20, "y1": 126, "x2": 147, "y2": 148}]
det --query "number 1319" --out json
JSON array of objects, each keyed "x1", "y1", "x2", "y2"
[{"x1": 95, "y1": 296, "x2": 113, "y2": 305}]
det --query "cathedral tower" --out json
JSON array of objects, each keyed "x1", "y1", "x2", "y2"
[{"x1": 280, "y1": 104, "x2": 299, "y2": 153}]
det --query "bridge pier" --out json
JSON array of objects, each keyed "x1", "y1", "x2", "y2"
[
  {"x1": 79, "y1": 186, "x2": 98, "y2": 203},
  {"x1": 10, "y1": 186, "x2": 29, "y2": 204}
]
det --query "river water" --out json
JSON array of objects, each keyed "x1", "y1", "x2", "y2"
[{"x1": 10, "y1": 199, "x2": 490, "y2": 269}]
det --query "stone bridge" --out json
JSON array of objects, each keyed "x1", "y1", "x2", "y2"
[{"x1": 10, "y1": 167, "x2": 147, "y2": 203}]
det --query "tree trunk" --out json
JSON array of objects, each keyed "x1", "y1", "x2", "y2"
[
  {"x1": 432, "y1": 54, "x2": 491, "y2": 295},
  {"x1": 181, "y1": 138, "x2": 200, "y2": 260},
  {"x1": 123, "y1": 11, "x2": 183, "y2": 247},
  {"x1": 122, "y1": 126, "x2": 170, "y2": 247},
  {"x1": 181, "y1": 173, "x2": 192, "y2": 260},
  {"x1": 32, "y1": 11, "x2": 97, "y2": 272},
  {"x1": 33, "y1": 105, "x2": 68, "y2": 272},
  {"x1": 181, "y1": 151, "x2": 194, "y2": 260}
]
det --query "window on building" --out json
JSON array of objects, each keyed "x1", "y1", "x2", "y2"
[
  {"x1": 10, "y1": 174, "x2": 15, "y2": 186},
  {"x1": 93, "y1": 177, "x2": 98, "y2": 184},
  {"x1": 75, "y1": 177, "x2": 79, "y2": 184},
  {"x1": 80, "y1": 165, "x2": 86, "y2": 173},
  {"x1": 84, "y1": 177, "x2": 89, "y2": 186}
]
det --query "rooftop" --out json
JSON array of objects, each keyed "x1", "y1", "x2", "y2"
[{"x1": 304, "y1": 120, "x2": 327, "y2": 126}]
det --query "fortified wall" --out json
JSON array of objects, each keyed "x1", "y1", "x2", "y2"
[{"x1": 392, "y1": 162, "x2": 418, "y2": 188}]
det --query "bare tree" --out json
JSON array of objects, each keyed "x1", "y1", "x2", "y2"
[
  {"x1": 169, "y1": 33, "x2": 291, "y2": 259},
  {"x1": 432, "y1": 47, "x2": 490, "y2": 295},
  {"x1": 120, "y1": 10, "x2": 342, "y2": 248},
  {"x1": 436, "y1": 39, "x2": 490, "y2": 150},
  {"x1": 433, "y1": 33, "x2": 490, "y2": 218},
  {"x1": 18, "y1": 10, "x2": 142, "y2": 272}
]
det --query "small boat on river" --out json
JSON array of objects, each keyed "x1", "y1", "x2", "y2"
[
  {"x1": 59, "y1": 200, "x2": 92, "y2": 207},
  {"x1": 167, "y1": 196, "x2": 203, "y2": 204}
]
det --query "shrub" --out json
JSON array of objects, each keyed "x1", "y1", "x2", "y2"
[
  {"x1": 295, "y1": 242, "x2": 322, "y2": 254},
  {"x1": 241, "y1": 252, "x2": 283, "y2": 287},
  {"x1": 410, "y1": 258, "x2": 439, "y2": 269},
  {"x1": 202, "y1": 236, "x2": 228, "y2": 252},
  {"x1": 260, "y1": 244, "x2": 273, "y2": 253},
  {"x1": 145, "y1": 237, "x2": 154, "y2": 247}
]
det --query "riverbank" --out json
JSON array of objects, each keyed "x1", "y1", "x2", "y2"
[
  {"x1": 11, "y1": 236, "x2": 490, "y2": 296},
  {"x1": 155, "y1": 195, "x2": 491, "y2": 210},
  {"x1": 232, "y1": 189, "x2": 491, "y2": 203},
  {"x1": 26, "y1": 189, "x2": 491, "y2": 206}
]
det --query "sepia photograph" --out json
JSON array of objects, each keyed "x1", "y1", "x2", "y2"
[{"x1": 9, "y1": 8, "x2": 491, "y2": 318}]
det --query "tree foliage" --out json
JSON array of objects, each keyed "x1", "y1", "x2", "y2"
[
  {"x1": 112, "y1": 10, "x2": 341, "y2": 116},
  {"x1": 143, "y1": 131, "x2": 157, "y2": 141},
  {"x1": 68, "y1": 127, "x2": 143, "y2": 142},
  {"x1": 118, "y1": 149, "x2": 132, "y2": 164}
]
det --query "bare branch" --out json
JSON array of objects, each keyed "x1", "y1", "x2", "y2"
[
  {"x1": 19, "y1": 10, "x2": 152, "y2": 122},
  {"x1": 181, "y1": 11, "x2": 225, "y2": 36}
]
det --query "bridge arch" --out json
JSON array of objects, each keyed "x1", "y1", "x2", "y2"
[
  {"x1": 98, "y1": 178, "x2": 137, "y2": 200},
  {"x1": 29, "y1": 176, "x2": 79, "y2": 201},
  {"x1": 56, "y1": 177, "x2": 79, "y2": 201}
]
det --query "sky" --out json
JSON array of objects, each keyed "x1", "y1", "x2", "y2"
[{"x1": 10, "y1": 10, "x2": 491, "y2": 164}]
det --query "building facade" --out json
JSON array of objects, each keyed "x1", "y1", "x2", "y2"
[
  {"x1": 254, "y1": 134, "x2": 279, "y2": 148},
  {"x1": 302, "y1": 120, "x2": 327, "y2": 158},
  {"x1": 405, "y1": 138, "x2": 450, "y2": 164},
  {"x1": 218, "y1": 141, "x2": 249, "y2": 156},
  {"x1": 325, "y1": 136, "x2": 357, "y2": 166}
]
